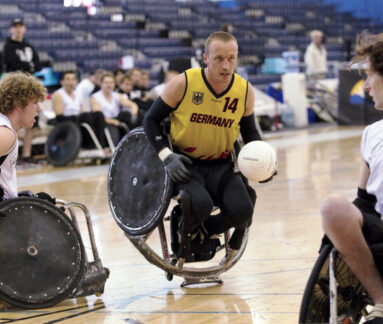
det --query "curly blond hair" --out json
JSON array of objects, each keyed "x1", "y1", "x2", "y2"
[
  {"x1": 0, "y1": 72, "x2": 46, "y2": 115},
  {"x1": 352, "y1": 31, "x2": 383, "y2": 76}
]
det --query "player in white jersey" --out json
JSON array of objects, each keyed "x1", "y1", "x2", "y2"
[
  {"x1": 320, "y1": 33, "x2": 383, "y2": 324},
  {"x1": 0, "y1": 72, "x2": 45, "y2": 199},
  {"x1": 52, "y1": 71, "x2": 108, "y2": 150}
]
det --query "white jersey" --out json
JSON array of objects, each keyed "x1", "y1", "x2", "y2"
[
  {"x1": 55, "y1": 88, "x2": 82, "y2": 116},
  {"x1": 92, "y1": 90, "x2": 120, "y2": 118},
  {"x1": 0, "y1": 113, "x2": 18, "y2": 199},
  {"x1": 361, "y1": 119, "x2": 383, "y2": 214}
]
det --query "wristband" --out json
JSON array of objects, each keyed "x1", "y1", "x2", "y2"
[{"x1": 158, "y1": 147, "x2": 172, "y2": 162}]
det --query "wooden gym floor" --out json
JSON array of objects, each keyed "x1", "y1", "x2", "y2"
[{"x1": 0, "y1": 124, "x2": 365, "y2": 323}]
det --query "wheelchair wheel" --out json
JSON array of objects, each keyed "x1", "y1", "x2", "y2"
[
  {"x1": 45, "y1": 121, "x2": 82, "y2": 166},
  {"x1": 108, "y1": 127, "x2": 173, "y2": 236},
  {"x1": 299, "y1": 244, "x2": 368, "y2": 323},
  {"x1": 0, "y1": 198, "x2": 85, "y2": 309}
]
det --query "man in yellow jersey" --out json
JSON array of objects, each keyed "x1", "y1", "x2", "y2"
[{"x1": 144, "y1": 31, "x2": 274, "y2": 252}]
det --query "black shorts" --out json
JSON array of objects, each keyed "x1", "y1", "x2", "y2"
[{"x1": 356, "y1": 198, "x2": 383, "y2": 245}]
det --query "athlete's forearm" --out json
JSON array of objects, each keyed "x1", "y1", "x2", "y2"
[
  {"x1": 143, "y1": 97, "x2": 175, "y2": 152},
  {"x1": 240, "y1": 113, "x2": 262, "y2": 143}
]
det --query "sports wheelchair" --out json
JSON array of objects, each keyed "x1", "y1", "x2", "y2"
[
  {"x1": 299, "y1": 241, "x2": 383, "y2": 323},
  {"x1": 0, "y1": 195, "x2": 109, "y2": 309},
  {"x1": 108, "y1": 127, "x2": 252, "y2": 287},
  {"x1": 45, "y1": 119, "x2": 128, "y2": 167}
]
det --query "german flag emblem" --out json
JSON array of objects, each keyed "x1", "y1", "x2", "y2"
[{"x1": 192, "y1": 92, "x2": 204, "y2": 105}]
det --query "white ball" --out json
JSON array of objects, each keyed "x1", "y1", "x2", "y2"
[{"x1": 238, "y1": 141, "x2": 278, "y2": 182}]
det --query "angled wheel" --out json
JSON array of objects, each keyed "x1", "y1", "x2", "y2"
[
  {"x1": 108, "y1": 127, "x2": 248, "y2": 283},
  {"x1": 108, "y1": 127, "x2": 173, "y2": 236},
  {"x1": 0, "y1": 198, "x2": 85, "y2": 309},
  {"x1": 299, "y1": 244, "x2": 368, "y2": 323},
  {"x1": 45, "y1": 121, "x2": 82, "y2": 166}
]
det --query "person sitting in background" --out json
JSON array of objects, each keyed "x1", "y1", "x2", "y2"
[
  {"x1": 304, "y1": 30, "x2": 327, "y2": 80},
  {"x1": 146, "y1": 70, "x2": 179, "y2": 101},
  {"x1": 52, "y1": 71, "x2": 108, "y2": 151},
  {"x1": 140, "y1": 70, "x2": 150, "y2": 92},
  {"x1": 114, "y1": 68, "x2": 125, "y2": 93},
  {"x1": 120, "y1": 74, "x2": 152, "y2": 125},
  {"x1": 75, "y1": 69, "x2": 106, "y2": 110},
  {"x1": 128, "y1": 67, "x2": 144, "y2": 100},
  {"x1": 91, "y1": 73, "x2": 138, "y2": 140},
  {"x1": 119, "y1": 75, "x2": 134, "y2": 99}
]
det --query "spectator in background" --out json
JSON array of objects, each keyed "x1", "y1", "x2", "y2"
[
  {"x1": 146, "y1": 70, "x2": 179, "y2": 101},
  {"x1": 75, "y1": 68, "x2": 106, "y2": 110},
  {"x1": 120, "y1": 74, "x2": 152, "y2": 124},
  {"x1": 304, "y1": 30, "x2": 328, "y2": 79},
  {"x1": 52, "y1": 71, "x2": 108, "y2": 152},
  {"x1": 113, "y1": 68, "x2": 125, "y2": 92},
  {"x1": 140, "y1": 70, "x2": 150, "y2": 91},
  {"x1": 3, "y1": 18, "x2": 42, "y2": 167},
  {"x1": 119, "y1": 75, "x2": 134, "y2": 99},
  {"x1": 91, "y1": 73, "x2": 139, "y2": 140},
  {"x1": 128, "y1": 67, "x2": 144, "y2": 100}
]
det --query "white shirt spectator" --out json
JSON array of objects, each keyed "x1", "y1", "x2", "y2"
[
  {"x1": 55, "y1": 88, "x2": 82, "y2": 116},
  {"x1": 304, "y1": 42, "x2": 328, "y2": 76},
  {"x1": 75, "y1": 78, "x2": 95, "y2": 110},
  {"x1": 92, "y1": 90, "x2": 120, "y2": 119}
]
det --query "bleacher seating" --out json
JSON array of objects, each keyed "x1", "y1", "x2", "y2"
[{"x1": 0, "y1": 0, "x2": 380, "y2": 89}]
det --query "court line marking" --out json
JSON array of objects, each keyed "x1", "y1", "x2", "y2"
[
  {"x1": 0, "y1": 303, "x2": 104, "y2": 323},
  {"x1": 18, "y1": 128, "x2": 362, "y2": 188},
  {"x1": 43, "y1": 304, "x2": 106, "y2": 324}
]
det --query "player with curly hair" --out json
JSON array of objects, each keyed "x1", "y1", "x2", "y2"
[
  {"x1": 321, "y1": 32, "x2": 383, "y2": 323},
  {"x1": 0, "y1": 72, "x2": 46, "y2": 199}
]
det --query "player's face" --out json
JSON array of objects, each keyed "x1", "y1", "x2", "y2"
[
  {"x1": 101, "y1": 76, "x2": 115, "y2": 94},
  {"x1": 364, "y1": 62, "x2": 383, "y2": 110},
  {"x1": 61, "y1": 73, "x2": 77, "y2": 92},
  {"x1": 204, "y1": 39, "x2": 238, "y2": 83},
  {"x1": 19, "y1": 100, "x2": 41, "y2": 129}
]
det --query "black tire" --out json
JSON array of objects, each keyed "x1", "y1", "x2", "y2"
[
  {"x1": 0, "y1": 198, "x2": 86, "y2": 309},
  {"x1": 299, "y1": 245, "x2": 367, "y2": 323},
  {"x1": 45, "y1": 121, "x2": 82, "y2": 166}
]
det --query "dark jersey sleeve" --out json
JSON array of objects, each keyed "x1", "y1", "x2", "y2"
[
  {"x1": 143, "y1": 97, "x2": 175, "y2": 152},
  {"x1": 240, "y1": 113, "x2": 262, "y2": 143}
]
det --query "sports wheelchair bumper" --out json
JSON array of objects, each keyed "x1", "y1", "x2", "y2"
[
  {"x1": 108, "y1": 127, "x2": 250, "y2": 287},
  {"x1": 0, "y1": 197, "x2": 109, "y2": 309}
]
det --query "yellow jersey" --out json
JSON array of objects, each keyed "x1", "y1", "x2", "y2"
[{"x1": 170, "y1": 68, "x2": 248, "y2": 160}]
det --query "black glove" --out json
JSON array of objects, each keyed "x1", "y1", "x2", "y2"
[
  {"x1": 259, "y1": 170, "x2": 278, "y2": 183},
  {"x1": 36, "y1": 192, "x2": 56, "y2": 204},
  {"x1": 18, "y1": 190, "x2": 37, "y2": 197},
  {"x1": 163, "y1": 153, "x2": 193, "y2": 183}
]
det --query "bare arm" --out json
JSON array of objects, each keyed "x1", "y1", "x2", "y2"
[
  {"x1": 160, "y1": 73, "x2": 186, "y2": 108},
  {"x1": 244, "y1": 83, "x2": 255, "y2": 117},
  {"x1": 0, "y1": 127, "x2": 16, "y2": 157},
  {"x1": 119, "y1": 94, "x2": 138, "y2": 116},
  {"x1": 52, "y1": 92, "x2": 64, "y2": 116},
  {"x1": 91, "y1": 96, "x2": 102, "y2": 112},
  {"x1": 358, "y1": 159, "x2": 370, "y2": 190}
]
